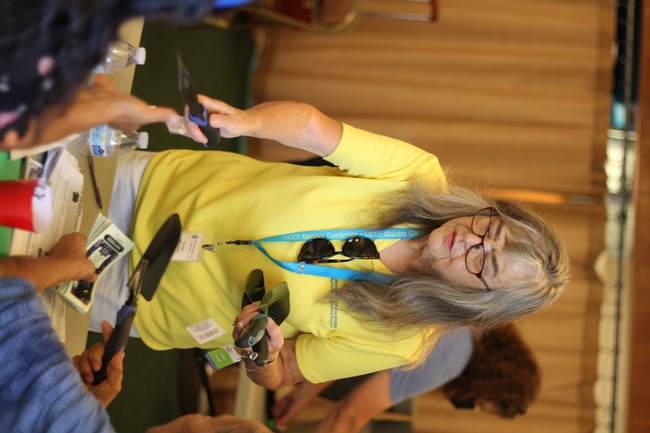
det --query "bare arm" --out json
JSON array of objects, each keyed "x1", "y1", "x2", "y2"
[
  {"x1": 0, "y1": 233, "x2": 96, "y2": 291},
  {"x1": 315, "y1": 370, "x2": 393, "y2": 433},
  {"x1": 272, "y1": 380, "x2": 335, "y2": 428},
  {"x1": 185, "y1": 97, "x2": 343, "y2": 157},
  {"x1": 0, "y1": 78, "x2": 177, "y2": 152}
]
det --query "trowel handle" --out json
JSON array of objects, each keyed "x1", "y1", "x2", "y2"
[{"x1": 92, "y1": 305, "x2": 136, "y2": 385}]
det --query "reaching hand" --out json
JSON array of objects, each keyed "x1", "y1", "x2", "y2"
[
  {"x1": 72, "y1": 321, "x2": 124, "y2": 407},
  {"x1": 0, "y1": 232, "x2": 96, "y2": 291},
  {"x1": 272, "y1": 388, "x2": 304, "y2": 428},
  {"x1": 184, "y1": 96, "x2": 253, "y2": 145},
  {"x1": 0, "y1": 76, "x2": 177, "y2": 151},
  {"x1": 47, "y1": 232, "x2": 97, "y2": 283}
]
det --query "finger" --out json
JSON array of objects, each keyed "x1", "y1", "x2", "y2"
[
  {"x1": 235, "y1": 304, "x2": 260, "y2": 327},
  {"x1": 95, "y1": 351, "x2": 125, "y2": 407},
  {"x1": 105, "y1": 351, "x2": 125, "y2": 390},
  {"x1": 88, "y1": 342, "x2": 105, "y2": 371},
  {"x1": 81, "y1": 258, "x2": 98, "y2": 282},
  {"x1": 101, "y1": 321, "x2": 114, "y2": 343},
  {"x1": 183, "y1": 105, "x2": 207, "y2": 144},
  {"x1": 197, "y1": 95, "x2": 236, "y2": 115},
  {"x1": 232, "y1": 306, "x2": 263, "y2": 338},
  {"x1": 72, "y1": 354, "x2": 81, "y2": 372},
  {"x1": 78, "y1": 349, "x2": 95, "y2": 384},
  {"x1": 145, "y1": 106, "x2": 178, "y2": 124},
  {"x1": 233, "y1": 304, "x2": 261, "y2": 324},
  {"x1": 265, "y1": 317, "x2": 285, "y2": 353}
]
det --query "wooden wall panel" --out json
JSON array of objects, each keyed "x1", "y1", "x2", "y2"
[{"x1": 252, "y1": 0, "x2": 613, "y2": 196}]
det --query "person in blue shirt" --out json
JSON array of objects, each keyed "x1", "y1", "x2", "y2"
[{"x1": 0, "y1": 232, "x2": 271, "y2": 433}]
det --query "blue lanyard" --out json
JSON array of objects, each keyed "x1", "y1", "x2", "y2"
[{"x1": 245, "y1": 228, "x2": 425, "y2": 281}]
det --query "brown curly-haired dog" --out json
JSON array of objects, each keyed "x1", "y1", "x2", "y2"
[{"x1": 441, "y1": 324, "x2": 540, "y2": 418}]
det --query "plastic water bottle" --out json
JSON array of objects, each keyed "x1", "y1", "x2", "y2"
[
  {"x1": 93, "y1": 39, "x2": 146, "y2": 74},
  {"x1": 78, "y1": 125, "x2": 149, "y2": 157}
]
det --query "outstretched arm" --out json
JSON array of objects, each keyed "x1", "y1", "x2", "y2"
[
  {"x1": 272, "y1": 380, "x2": 334, "y2": 428},
  {"x1": 184, "y1": 97, "x2": 343, "y2": 157},
  {"x1": 0, "y1": 232, "x2": 97, "y2": 291},
  {"x1": 0, "y1": 77, "x2": 177, "y2": 151}
]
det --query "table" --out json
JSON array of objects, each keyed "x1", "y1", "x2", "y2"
[{"x1": 62, "y1": 18, "x2": 144, "y2": 358}]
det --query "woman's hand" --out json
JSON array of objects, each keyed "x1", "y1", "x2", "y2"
[
  {"x1": 184, "y1": 96, "x2": 254, "y2": 144},
  {"x1": 231, "y1": 304, "x2": 305, "y2": 390},
  {"x1": 72, "y1": 321, "x2": 124, "y2": 408},
  {"x1": 183, "y1": 96, "x2": 342, "y2": 156},
  {"x1": 0, "y1": 232, "x2": 96, "y2": 291},
  {"x1": 232, "y1": 303, "x2": 284, "y2": 363}
]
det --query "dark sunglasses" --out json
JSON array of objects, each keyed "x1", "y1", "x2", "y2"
[{"x1": 298, "y1": 236, "x2": 380, "y2": 263}]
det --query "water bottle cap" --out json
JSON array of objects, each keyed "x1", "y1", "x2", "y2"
[
  {"x1": 138, "y1": 132, "x2": 149, "y2": 149},
  {"x1": 134, "y1": 47, "x2": 146, "y2": 65}
]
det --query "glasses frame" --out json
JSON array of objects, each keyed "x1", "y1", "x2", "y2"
[{"x1": 466, "y1": 207, "x2": 496, "y2": 291}]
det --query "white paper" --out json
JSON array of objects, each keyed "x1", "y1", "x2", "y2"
[
  {"x1": 55, "y1": 214, "x2": 134, "y2": 313},
  {"x1": 186, "y1": 318, "x2": 226, "y2": 344}
]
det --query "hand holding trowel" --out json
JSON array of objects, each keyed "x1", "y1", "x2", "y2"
[
  {"x1": 177, "y1": 52, "x2": 221, "y2": 147},
  {"x1": 234, "y1": 269, "x2": 290, "y2": 367},
  {"x1": 92, "y1": 214, "x2": 182, "y2": 384}
]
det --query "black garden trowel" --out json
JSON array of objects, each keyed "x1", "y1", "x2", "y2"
[
  {"x1": 92, "y1": 214, "x2": 182, "y2": 384},
  {"x1": 234, "y1": 269, "x2": 290, "y2": 366}
]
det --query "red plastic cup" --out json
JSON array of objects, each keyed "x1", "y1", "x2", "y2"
[{"x1": 0, "y1": 179, "x2": 52, "y2": 233}]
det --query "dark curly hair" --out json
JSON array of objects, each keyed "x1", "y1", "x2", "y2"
[
  {"x1": 441, "y1": 323, "x2": 540, "y2": 418},
  {"x1": 0, "y1": 0, "x2": 216, "y2": 139}
]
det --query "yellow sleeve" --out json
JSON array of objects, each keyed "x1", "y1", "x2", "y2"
[{"x1": 324, "y1": 124, "x2": 446, "y2": 185}]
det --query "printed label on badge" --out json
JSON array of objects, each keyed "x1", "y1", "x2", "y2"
[
  {"x1": 205, "y1": 345, "x2": 241, "y2": 370},
  {"x1": 186, "y1": 318, "x2": 226, "y2": 344},
  {"x1": 171, "y1": 232, "x2": 204, "y2": 262}
]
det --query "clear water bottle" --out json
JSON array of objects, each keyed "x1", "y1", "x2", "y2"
[
  {"x1": 78, "y1": 125, "x2": 149, "y2": 157},
  {"x1": 92, "y1": 39, "x2": 146, "y2": 74}
]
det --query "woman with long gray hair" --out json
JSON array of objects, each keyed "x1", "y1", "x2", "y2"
[{"x1": 90, "y1": 97, "x2": 569, "y2": 392}]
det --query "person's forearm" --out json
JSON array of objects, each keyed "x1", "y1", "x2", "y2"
[
  {"x1": 315, "y1": 402, "x2": 372, "y2": 433},
  {"x1": 301, "y1": 380, "x2": 334, "y2": 401},
  {"x1": 246, "y1": 101, "x2": 343, "y2": 157},
  {"x1": 0, "y1": 256, "x2": 72, "y2": 291},
  {"x1": 316, "y1": 371, "x2": 393, "y2": 433}
]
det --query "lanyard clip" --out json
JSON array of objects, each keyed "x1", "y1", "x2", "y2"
[{"x1": 226, "y1": 240, "x2": 252, "y2": 245}]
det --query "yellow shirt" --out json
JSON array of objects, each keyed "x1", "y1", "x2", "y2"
[{"x1": 131, "y1": 124, "x2": 445, "y2": 382}]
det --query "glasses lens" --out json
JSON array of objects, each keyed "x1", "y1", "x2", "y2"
[
  {"x1": 472, "y1": 208, "x2": 493, "y2": 236},
  {"x1": 342, "y1": 237, "x2": 379, "y2": 259},
  {"x1": 299, "y1": 238, "x2": 335, "y2": 260},
  {"x1": 465, "y1": 244, "x2": 485, "y2": 274}
]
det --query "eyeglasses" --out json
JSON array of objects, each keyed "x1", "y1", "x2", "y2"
[
  {"x1": 465, "y1": 207, "x2": 496, "y2": 291},
  {"x1": 298, "y1": 236, "x2": 380, "y2": 263}
]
